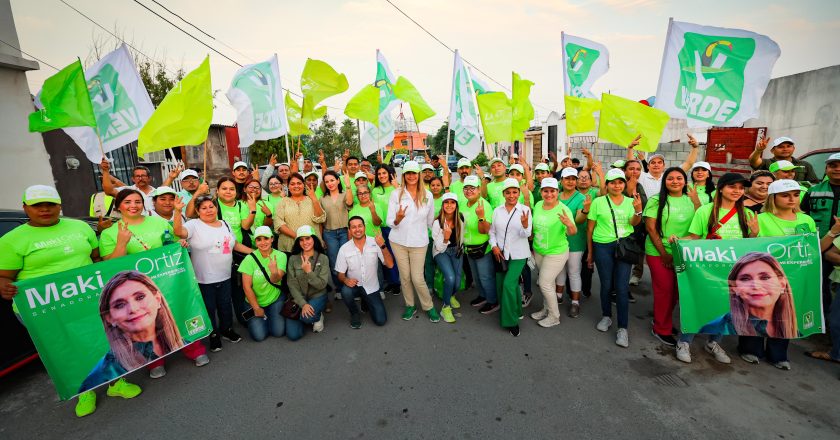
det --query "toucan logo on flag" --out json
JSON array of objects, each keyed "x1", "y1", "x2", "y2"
[
  {"x1": 234, "y1": 62, "x2": 282, "y2": 132},
  {"x1": 88, "y1": 64, "x2": 141, "y2": 142},
  {"x1": 676, "y1": 33, "x2": 755, "y2": 124},
  {"x1": 565, "y1": 43, "x2": 601, "y2": 98}
]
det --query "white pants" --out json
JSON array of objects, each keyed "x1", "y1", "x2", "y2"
[
  {"x1": 535, "y1": 252, "x2": 570, "y2": 319},
  {"x1": 558, "y1": 251, "x2": 584, "y2": 292}
]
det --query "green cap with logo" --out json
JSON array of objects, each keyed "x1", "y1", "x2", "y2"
[{"x1": 768, "y1": 160, "x2": 803, "y2": 173}]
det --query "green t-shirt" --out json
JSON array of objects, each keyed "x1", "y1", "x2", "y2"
[
  {"x1": 460, "y1": 197, "x2": 492, "y2": 246},
  {"x1": 688, "y1": 203, "x2": 755, "y2": 240},
  {"x1": 450, "y1": 180, "x2": 466, "y2": 205},
  {"x1": 560, "y1": 191, "x2": 586, "y2": 252},
  {"x1": 348, "y1": 203, "x2": 384, "y2": 237},
  {"x1": 642, "y1": 195, "x2": 696, "y2": 256},
  {"x1": 238, "y1": 250, "x2": 288, "y2": 307},
  {"x1": 100, "y1": 216, "x2": 174, "y2": 257},
  {"x1": 688, "y1": 183, "x2": 713, "y2": 206},
  {"x1": 371, "y1": 185, "x2": 396, "y2": 222},
  {"x1": 757, "y1": 212, "x2": 816, "y2": 237},
  {"x1": 588, "y1": 195, "x2": 635, "y2": 244},
  {"x1": 265, "y1": 193, "x2": 283, "y2": 210},
  {"x1": 218, "y1": 201, "x2": 248, "y2": 243},
  {"x1": 429, "y1": 195, "x2": 445, "y2": 237},
  {"x1": 533, "y1": 201, "x2": 573, "y2": 255},
  {"x1": 0, "y1": 218, "x2": 98, "y2": 280},
  {"x1": 487, "y1": 179, "x2": 507, "y2": 208}
]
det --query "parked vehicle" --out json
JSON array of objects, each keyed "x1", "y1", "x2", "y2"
[
  {"x1": 798, "y1": 147, "x2": 840, "y2": 181},
  {"x1": 447, "y1": 155, "x2": 458, "y2": 171},
  {"x1": 393, "y1": 153, "x2": 408, "y2": 168}
]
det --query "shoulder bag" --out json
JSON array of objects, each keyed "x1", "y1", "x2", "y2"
[
  {"x1": 494, "y1": 207, "x2": 518, "y2": 272},
  {"x1": 247, "y1": 252, "x2": 299, "y2": 320},
  {"x1": 606, "y1": 197, "x2": 643, "y2": 265}
]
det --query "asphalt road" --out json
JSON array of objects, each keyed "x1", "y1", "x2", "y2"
[{"x1": 2, "y1": 272, "x2": 839, "y2": 439}]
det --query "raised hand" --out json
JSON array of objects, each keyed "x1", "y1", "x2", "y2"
[
  {"x1": 295, "y1": 151, "x2": 303, "y2": 161},
  {"x1": 174, "y1": 196, "x2": 185, "y2": 212},
  {"x1": 581, "y1": 148, "x2": 592, "y2": 159},
  {"x1": 474, "y1": 164, "x2": 485, "y2": 179},
  {"x1": 116, "y1": 221, "x2": 132, "y2": 245},
  {"x1": 374, "y1": 232, "x2": 385, "y2": 248},
  {"x1": 268, "y1": 153, "x2": 278, "y2": 168},
  {"x1": 687, "y1": 133, "x2": 699, "y2": 148},
  {"x1": 318, "y1": 150, "x2": 325, "y2": 164},
  {"x1": 632, "y1": 193, "x2": 643, "y2": 212},
  {"x1": 559, "y1": 211, "x2": 574, "y2": 227},
  {"x1": 99, "y1": 157, "x2": 111, "y2": 174},
  {"x1": 748, "y1": 214, "x2": 759, "y2": 236},
  {"x1": 196, "y1": 182, "x2": 210, "y2": 195},
  {"x1": 246, "y1": 192, "x2": 257, "y2": 210},
  {"x1": 583, "y1": 194, "x2": 592, "y2": 212},
  {"x1": 520, "y1": 210, "x2": 529, "y2": 228},
  {"x1": 168, "y1": 165, "x2": 183, "y2": 180},
  {"x1": 395, "y1": 204, "x2": 408, "y2": 224},
  {"x1": 591, "y1": 161, "x2": 603, "y2": 174},
  {"x1": 300, "y1": 255, "x2": 312, "y2": 273},
  {"x1": 475, "y1": 200, "x2": 485, "y2": 218},
  {"x1": 628, "y1": 134, "x2": 642, "y2": 149},
  {"x1": 269, "y1": 253, "x2": 279, "y2": 273},
  {"x1": 687, "y1": 184, "x2": 699, "y2": 202},
  {"x1": 755, "y1": 136, "x2": 769, "y2": 153},
  {"x1": 251, "y1": 165, "x2": 260, "y2": 180},
  {"x1": 442, "y1": 171, "x2": 450, "y2": 187}
]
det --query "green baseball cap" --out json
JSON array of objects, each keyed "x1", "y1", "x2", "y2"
[
  {"x1": 403, "y1": 160, "x2": 421, "y2": 173},
  {"x1": 296, "y1": 225, "x2": 318, "y2": 238},
  {"x1": 254, "y1": 226, "x2": 273, "y2": 238},
  {"x1": 23, "y1": 185, "x2": 61, "y2": 205},
  {"x1": 768, "y1": 160, "x2": 803, "y2": 173}
]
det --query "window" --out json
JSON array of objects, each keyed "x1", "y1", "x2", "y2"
[{"x1": 401, "y1": 139, "x2": 408, "y2": 146}]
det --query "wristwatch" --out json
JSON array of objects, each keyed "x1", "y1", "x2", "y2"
[
  {"x1": 379, "y1": 245, "x2": 387, "y2": 249},
  {"x1": 478, "y1": 218, "x2": 486, "y2": 222},
  {"x1": 250, "y1": 210, "x2": 257, "y2": 214},
  {"x1": 634, "y1": 211, "x2": 643, "y2": 217},
  {"x1": 444, "y1": 186, "x2": 450, "y2": 190}
]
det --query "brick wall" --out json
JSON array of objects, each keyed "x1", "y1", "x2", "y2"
[{"x1": 567, "y1": 142, "x2": 702, "y2": 169}]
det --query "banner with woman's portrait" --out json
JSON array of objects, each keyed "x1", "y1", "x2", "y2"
[
  {"x1": 674, "y1": 234, "x2": 824, "y2": 338},
  {"x1": 13, "y1": 244, "x2": 211, "y2": 400}
]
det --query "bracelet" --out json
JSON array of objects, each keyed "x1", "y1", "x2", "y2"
[
  {"x1": 830, "y1": 232, "x2": 840, "y2": 238},
  {"x1": 380, "y1": 245, "x2": 387, "y2": 249},
  {"x1": 581, "y1": 210, "x2": 589, "y2": 215}
]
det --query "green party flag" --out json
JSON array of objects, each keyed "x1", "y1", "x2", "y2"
[
  {"x1": 344, "y1": 85, "x2": 380, "y2": 125},
  {"x1": 286, "y1": 93, "x2": 325, "y2": 136},
  {"x1": 300, "y1": 58, "x2": 348, "y2": 120},
  {"x1": 511, "y1": 72, "x2": 534, "y2": 142},
  {"x1": 598, "y1": 93, "x2": 669, "y2": 152},
  {"x1": 29, "y1": 59, "x2": 96, "y2": 132},
  {"x1": 393, "y1": 76, "x2": 436, "y2": 124},
  {"x1": 564, "y1": 95, "x2": 601, "y2": 135},
  {"x1": 383, "y1": 149, "x2": 394, "y2": 164},
  {"x1": 137, "y1": 56, "x2": 212, "y2": 156},
  {"x1": 476, "y1": 91, "x2": 513, "y2": 145}
]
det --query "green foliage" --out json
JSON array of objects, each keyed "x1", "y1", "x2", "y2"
[
  {"x1": 138, "y1": 61, "x2": 184, "y2": 107},
  {"x1": 247, "y1": 135, "x2": 302, "y2": 166},
  {"x1": 429, "y1": 120, "x2": 454, "y2": 155},
  {"x1": 473, "y1": 152, "x2": 489, "y2": 167}
]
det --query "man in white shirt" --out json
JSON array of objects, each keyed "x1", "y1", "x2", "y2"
[
  {"x1": 638, "y1": 153, "x2": 666, "y2": 198},
  {"x1": 336, "y1": 216, "x2": 395, "y2": 329},
  {"x1": 100, "y1": 159, "x2": 156, "y2": 214}
]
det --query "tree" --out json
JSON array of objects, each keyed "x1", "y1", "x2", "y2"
[
  {"x1": 138, "y1": 61, "x2": 185, "y2": 107},
  {"x1": 429, "y1": 120, "x2": 454, "y2": 155}
]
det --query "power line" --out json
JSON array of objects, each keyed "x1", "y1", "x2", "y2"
[{"x1": 0, "y1": 38, "x2": 59, "y2": 70}]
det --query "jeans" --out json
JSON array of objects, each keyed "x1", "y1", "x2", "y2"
[
  {"x1": 434, "y1": 247, "x2": 463, "y2": 307},
  {"x1": 737, "y1": 336, "x2": 789, "y2": 363},
  {"x1": 199, "y1": 279, "x2": 233, "y2": 332},
  {"x1": 830, "y1": 282, "x2": 840, "y2": 360},
  {"x1": 467, "y1": 251, "x2": 497, "y2": 304},
  {"x1": 593, "y1": 242, "x2": 631, "y2": 329},
  {"x1": 580, "y1": 246, "x2": 594, "y2": 296},
  {"x1": 324, "y1": 228, "x2": 349, "y2": 288},
  {"x1": 286, "y1": 294, "x2": 328, "y2": 341},
  {"x1": 230, "y1": 266, "x2": 247, "y2": 327},
  {"x1": 341, "y1": 285, "x2": 387, "y2": 326},
  {"x1": 381, "y1": 227, "x2": 400, "y2": 287},
  {"x1": 247, "y1": 298, "x2": 286, "y2": 342}
]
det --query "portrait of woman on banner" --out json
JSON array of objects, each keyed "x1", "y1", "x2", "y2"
[
  {"x1": 79, "y1": 271, "x2": 186, "y2": 392},
  {"x1": 699, "y1": 252, "x2": 799, "y2": 338}
]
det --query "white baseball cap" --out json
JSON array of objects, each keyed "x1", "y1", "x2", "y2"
[
  {"x1": 457, "y1": 158, "x2": 472, "y2": 168},
  {"x1": 605, "y1": 169, "x2": 627, "y2": 182},
  {"x1": 488, "y1": 157, "x2": 505, "y2": 167},
  {"x1": 534, "y1": 163, "x2": 550, "y2": 172},
  {"x1": 561, "y1": 167, "x2": 579, "y2": 178},
  {"x1": 354, "y1": 171, "x2": 368, "y2": 181},
  {"x1": 540, "y1": 177, "x2": 559, "y2": 190},
  {"x1": 767, "y1": 179, "x2": 802, "y2": 195},
  {"x1": 254, "y1": 226, "x2": 273, "y2": 238},
  {"x1": 151, "y1": 186, "x2": 177, "y2": 198},
  {"x1": 772, "y1": 137, "x2": 795, "y2": 148},
  {"x1": 462, "y1": 175, "x2": 481, "y2": 188},
  {"x1": 403, "y1": 161, "x2": 421, "y2": 173},
  {"x1": 508, "y1": 164, "x2": 525, "y2": 175},
  {"x1": 232, "y1": 161, "x2": 248, "y2": 170},
  {"x1": 501, "y1": 178, "x2": 521, "y2": 191},
  {"x1": 826, "y1": 153, "x2": 840, "y2": 164},
  {"x1": 23, "y1": 185, "x2": 61, "y2": 205},
  {"x1": 421, "y1": 164, "x2": 435, "y2": 171},
  {"x1": 648, "y1": 153, "x2": 665, "y2": 162},
  {"x1": 441, "y1": 192, "x2": 458, "y2": 203},
  {"x1": 296, "y1": 225, "x2": 318, "y2": 238},
  {"x1": 179, "y1": 169, "x2": 199, "y2": 180},
  {"x1": 690, "y1": 161, "x2": 712, "y2": 172}
]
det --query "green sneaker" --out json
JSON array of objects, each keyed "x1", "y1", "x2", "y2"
[
  {"x1": 401, "y1": 305, "x2": 417, "y2": 321},
  {"x1": 106, "y1": 378, "x2": 142, "y2": 399},
  {"x1": 450, "y1": 295, "x2": 461, "y2": 309},
  {"x1": 75, "y1": 391, "x2": 96, "y2": 417},
  {"x1": 441, "y1": 306, "x2": 455, "y2": 323},
  {"x1": 427, "y1": 307, "x2": 441, "y2": 323}
]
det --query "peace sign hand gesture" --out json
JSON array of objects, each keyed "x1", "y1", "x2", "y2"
[
  {"x1": 520, "y1": 210, "x2": 530, "y2": 228},
  {"x1": 628, "y1": 134, "x2": 642, "y2": 149},
  {"x1": 748, "y1": 214, "x2": 760, "y2": 237},
  {"x1": 583, "y1": 194, "x2": 592, "y2": 212},
  {"x1": 443, "y1": 221, "x2": 452, "y2": 241},
  {"x1": 174, "y1": 196, "x2": 185, "y2": 212},
  {"x1": 269, "y1": 253, "x2": 279, "y2": 273},
  {"x1": 558, "y1": 211, "x2": 574, "y2": 227},
  {"x1": 395, "y1": 204, "x2": 408, "y2": 224},
  {"x1": 116, "y1": 221, "x2": 132, "y2": 245},
  {"x1": 687, "y1": 133, "x2": 699, "y2": 149},
  {"x1": 246, "y1": 192, "x2": 257, "y2": 210},
  {"x1": 300, "y1": 255, "x2": 312, "y2": 273},
  {"x1": 475, "y1": 200, "x2": 485, "y2": 218},
  {"x1": 755, "y1": 136, "x2": 769, "y2": 153}
]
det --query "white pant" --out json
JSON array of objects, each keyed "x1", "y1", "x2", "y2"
[
  {"x1": 535, "y1": 252, "x2": 570, "y2": 319},
  {"x1": 558, "y1": 251, "x2": 584, "y2": 292}
]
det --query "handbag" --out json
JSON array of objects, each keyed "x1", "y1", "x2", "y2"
[
  {"x1": 464, "y1": 242, "x2": 488, "y2": 259},
  {"x1": 493, "y1": 207, "x2": 518, "y2": 272},
  {"x1": 606, "y1": 197, "x2": 643, "y2": 265},
  {"x1": 247, "y1": 252, "x2": 300, "y2": 320}
]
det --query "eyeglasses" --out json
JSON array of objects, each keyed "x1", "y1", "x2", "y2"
[
  {"x1": 133, "y1": 174, "x2": 149, "y2": 179},
  {"x1": 463, "y1": 187, "x2": 478, "y2": 192},
  {"x1": 247, "y1": 186, "x2": 262, "y2": 190},
  {"x1": 358, "y1": 192, "x2": 370, "y2": 196}
]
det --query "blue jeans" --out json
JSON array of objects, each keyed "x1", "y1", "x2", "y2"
[
  {"x1": 679, "y1": 333, "x2": 723, "y2": 344},
  {"x1": 434, "y1": 247, "x2": 463, "y2": 307},
  {"x1": 593, "y1": 242, "x2": 631, "y2": 328},
  {"x1": 341, "y1": 285, "x2": 387, "y2": 326},
  {"x1": 467, "y1": 251, "x2": 497, "y2": 304},
  {"x1": 246, "y1": 298, "x2": 286, "y2": 341},
  {"x1": 324, "y1": 228, "x2": 349, "y2": 288},
  {"x1": 286, "y1": 294, "x2": 328, "y2": 341},
  {"x1": 830, "y1": 282, "x2": 840, "y2": 360},
  {"x1": 381, "y1": 227, "x2": 400, "y2": 286},
  {"x1": 199, "y1": 279, "x2": 233, "y2": 332}
]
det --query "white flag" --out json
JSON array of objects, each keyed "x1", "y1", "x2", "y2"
[
  {"x1": 561, "y1": 33, "x2": 609, "y2": 98},
  {"x1": 226, "y1": 54, "x2": 288, "y2": 149},
  {"x1": 449, "y1": 50, "x2": 482, "y2": 160},
  {"x1": 655, "y1": 19, "x2": 780, "y2": 127},
  {"x1": 359, "y1": 50, "x2": 399, "y2": 158},
  {"x1": 62, "y1": 44, "x2": 154, "y2": 163}
]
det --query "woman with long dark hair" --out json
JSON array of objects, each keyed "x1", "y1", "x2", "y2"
[
  {"x1": 688, "y1": 162, "x2": 715, "y2": 206},
  {"x1": 285, "y1": 225, "x2": 331, "y2": 340},
  {"x1": 372, "y1": 164, "x2": 400, "y2": 295},
  {"x1": 431, "y1": 193, "x2": 464, "y2": 323},
  {"x1": 320, "y1": 170, "x2": 353, "y2": 292}
]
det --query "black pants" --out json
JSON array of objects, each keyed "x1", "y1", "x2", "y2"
[
  {"x1": 580, "y1": 246, "x2": 594, "y2": 296},
  {"x1": 738, "y1": 336, "x2": 789, "y2": 363}
]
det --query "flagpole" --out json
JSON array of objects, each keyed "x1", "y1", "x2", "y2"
[
  {"x1": 283, "y1": 135, "x2": 291, "y2": 164},
  {"x1": 94, "y1": 126, "x2": 106, "y2": 159},
  {"x1": 202, "y1": 139, "x2": 207, "y2": 179}
]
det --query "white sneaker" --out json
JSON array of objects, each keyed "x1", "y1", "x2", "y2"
[
  {"x1": 149, "y1": 366, "x2": 166, "y2": 379},
  {"x1": 313, "y1": 315, "x2": 325, "y2": 333},
  {"x1": 538, "y1": 315, "x2": 561, "y2": 328},
  {"x1": 596, "y1": 316, "x2": 612, "y2": 332},
  {"x1": 194, "y1": 354, "x2": 210, "y2": 367},
  {"x1": 629, "y1": 275, "x2": 641, "y2": 286},
  {"x1": 705, "y1": 341, "x2": 731, "y2": 364},
  {"x1": 615, "y1": 328, "x2": 629, "y2": 348},
  {"x1": 675, "y1": 342, "x2": 692, "y2": 363},
  {"x1": 530, "y1": 308, "x2": 549, "y2": 321}
]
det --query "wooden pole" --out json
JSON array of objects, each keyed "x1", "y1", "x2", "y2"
[
  {"x1": 202, "y1": 139, "x2": 208, "y2": 179},
  {"x1": 283, "y1": 135, "x2": 291, "y2": 164},
  {"x1": 94, "y1": 125, "x2": 106, "y2": 159}
]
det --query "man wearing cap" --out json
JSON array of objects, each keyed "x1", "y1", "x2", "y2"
[
  {"x1": 449, "y1": 158, "x2": 472, "y2": 204},
  {"x1": 750, "y1": 136, "x2": 818, "y2": 183},
  {"x1": 100, "y1": 159, "x2": 156, "y2": 214},
  {"x1": 150, "y1": 186, "x2": 186, "y2": 224},
  {"x1": 231, "y1": 161, "x2": 251, "y2": 199},
  {"x1": 485, "y1": 157, "x2": 510, "y2": 208},
  {"x1": 803, "y1": 153, "x2": 840, "y2": 309},
  {"x1": 421, "y1": 163, "x2": 436, "y2": 188},
  {"x1": 533, "y1": 163, "x2": 552, "y2": 204},
  {"x1": 429, "y1": 154, "x2": 444, "y2": 177},
  {"x1": 163, "y1": 167, "x2": 201, "y2": 206}
]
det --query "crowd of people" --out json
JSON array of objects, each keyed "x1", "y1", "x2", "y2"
[{"x1": 2, "y1": 135, "x2": 840, "y2": 419}]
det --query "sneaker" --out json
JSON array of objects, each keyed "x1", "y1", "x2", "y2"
[
  {"x1": 538, "y1": 315, "x2": 561, "y2": 328},
  {"x1": 582, "y1": 290, "x2": 591, "y2": 298},
  {"x1": 427, "y1": 308, "x2": 441, "y2": 323},
  {"x1": 740, "y1": 353, "x2": 760, "y2": 364},
  {"x1": 441, "y1": 306, "x2": 456, "y2": 323},
  {"x1": 210, "y1": 332, "x2": 222, "y2": 352},
  {"x1": 568, "y1": 303, "x2": 580, "y2": 318},
  {"x1": 350, "y1": 313, "x2": 362, "y2": 329},
  {"x1": 616, "y1": 328, "x2": 629, "y2": 348},
  {"x1": 360, "y1": 299, "x2": 369, "y2": 313},
  {"x1": 773, "y1": 361, "x2": 791, "y2": 370},
  {"x1": 651, "y1": 329, "x2": 677, "y2": 346},
  {"x1": 705, "y1": 341, "x2": 731, "y2": 364},
  {"x1": 450, "y1": 296, "x2": 461, "y2": 309},
  {"x1": 75, "y1": 391, "x2": 96, "y2": 417},
  {"x1": 401, "y1": 305, "x2": 417, "y2": 321},
  {"x1": 530, "y1": 308, "x2": 548, "y2": 320},
  {"x1": 149, "y1": 366, "x2": 166, "y2": 379},
  {"x1": 675, "y1": 342, "x2": 692, "y2": 363},
  {"x1": 628, "y1": 292, "x2": 637, "y2": 303},
  {"x1": 470, "y1": 296, "x2": 487, "y2": 307},
  {"x1": 509, "y1": 325, "x2": 520, "y2": 337},
  {"x1": 596, "y1": 316, "x2": 612, "y2": 332},
  {"x1": 313, "y1": 315, "x2": 325, "y2": 333},
  {"x1": 556, "y1": 294, "x2": 564, "y2": 305},
  {"x1": 479, "y1": 303, "x2": 500, "y2": 314},
  {"x1": 194, "y1": 354, "x2": 210, "y2": 367},
  {"x1": 106, "y1": 378, "x2": 142, "y2": 399},
  {"x1": 325, "y1": 302, "x2": 333, "y2": 313},
  {"x1": 221, "y1": 328, "x2": 242, "y2": 343},
  {"x1": 629, "y1": 275, "x2": 641, "y2": 286},
  {"x1": 522, "y1": 292, "x2": 533, "y2": 307},
  {"x1": 390, "y1": 285, "x2": 401, "y2": 296}
]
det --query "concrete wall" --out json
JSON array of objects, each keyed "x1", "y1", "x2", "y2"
[
  {"x1": 745, "y1": 65, "x2": 840, "y2": 154},
  {"x1": 0, "y1": 0, "x2": 54, "y2": 210}
]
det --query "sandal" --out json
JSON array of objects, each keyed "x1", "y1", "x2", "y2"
[{"x1": 804, "y1": 351, "x2": 840, "y2": 363}]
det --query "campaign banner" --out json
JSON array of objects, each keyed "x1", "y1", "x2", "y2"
[
  {"x1": 14, "y1": 244, "x2": 211, "y2": 400},
  {"x1": 673, "y1": 234, "x2": 823, "y2": 338}
]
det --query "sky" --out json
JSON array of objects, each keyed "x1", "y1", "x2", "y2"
[{"x1": 10, "y1": 0, "x2": 840, "y2": 133}]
